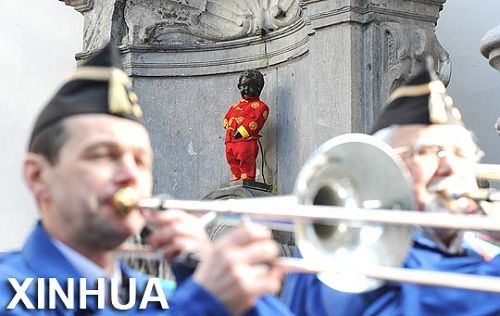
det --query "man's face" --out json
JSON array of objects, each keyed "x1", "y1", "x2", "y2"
[
  {"x1": 35, "y1": 114, "x2": 153, "y2": 250},
  {"x1": 386, "y1": 124, "x2": 480, "y2": 214},
  {"x1": 238, "y1": 77, "x2": 260, "y2": 100}
]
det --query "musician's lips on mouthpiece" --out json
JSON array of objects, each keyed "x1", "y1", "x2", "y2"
[
  {"x1": 430, "y1": 178, "x2": 480, "y2": 215},
  {"x1": 113, "y1": 187, "x2": 141, "y2": 216}
]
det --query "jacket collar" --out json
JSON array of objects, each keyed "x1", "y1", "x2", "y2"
[
  {"x1": 22, "y1": 221, "x2": 82, "y2": 281},
  {"x1": 240, "y1": 97, "x2": 260, "y2": 103},
  {"x1": 21, "y1": 222, "x2": 167, "y2": 314},
  {"x1": 22, "y1": 222, "x2": 152, "y2": 284}
]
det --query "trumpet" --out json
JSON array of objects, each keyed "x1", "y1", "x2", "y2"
[{"x1": 116, "y1": 134, "x2": 500, "y2": 293}]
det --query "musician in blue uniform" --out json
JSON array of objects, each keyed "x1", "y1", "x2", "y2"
[
  {"x1": 0, "y1": 44, "x2": 292, "y2": 316},
  {"x1": 281, "y1": 60, "x2": 500, "y2": 315}
]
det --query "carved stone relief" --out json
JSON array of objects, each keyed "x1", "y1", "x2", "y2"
[
  {"x1": 80, "y1": 0, "x2": 116, "y2": 52},
  {"x1": 379, "y1": 22, "x2": 450, "y2": 105},
  {"x1": 122, "y1": 0, "x2": 301, "y2": 46}
]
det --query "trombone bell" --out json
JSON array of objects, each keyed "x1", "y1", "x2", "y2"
[
  {"x1": 293, "y1": 134, "x2": 415, "y2": 293},
  {"x1": 111, "y1": 134, "x2": 421, "y2": 293}
]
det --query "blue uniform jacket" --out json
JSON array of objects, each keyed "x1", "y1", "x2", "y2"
[
  {"x1": 0, "y1": 223, "x2": 292, "y2": 316},
  {"x1": 281, "y1": 234, "x2": 500, "y2": 316}
]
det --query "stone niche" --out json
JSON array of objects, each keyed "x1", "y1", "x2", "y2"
[{"x1": 61, "y1": 0, "x2": 448, "y2": 199}]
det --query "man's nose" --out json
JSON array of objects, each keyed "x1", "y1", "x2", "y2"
[
  {"x1": 115, "y1": 155, "x2": 140, "y2": 185},
  {"x1": 435, "y1": 151, "x2": 460, "y2": 176}
]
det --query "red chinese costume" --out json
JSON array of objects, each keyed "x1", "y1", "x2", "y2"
[{"x1": 223, "y1": 98, "x2": 269, "y2": 181}]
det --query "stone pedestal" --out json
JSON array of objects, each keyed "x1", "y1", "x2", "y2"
[
  {"x1": 202, "y1": 182, "x2": 296, "y2": 257},
  {"x1": 61, "y1": 0, "x2": 448, "y2": 198}
]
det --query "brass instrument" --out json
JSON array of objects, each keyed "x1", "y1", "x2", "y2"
[
  {"x1": 115, "y1": 134, "x2": 500, "y2": 293},
  {"x1": 476, "y1": 163, "x2": 500, "y2": 181}
]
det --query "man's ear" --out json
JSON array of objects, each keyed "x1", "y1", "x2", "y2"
[{"x1": 23, "y1": 153, "x2": 51, "y2": 203}]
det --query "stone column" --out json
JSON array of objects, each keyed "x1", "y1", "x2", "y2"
[{"x1": 60, "y1": 0, "x2": 448, "y2": 198}]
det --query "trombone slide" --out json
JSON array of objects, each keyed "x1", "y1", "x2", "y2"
[
  {"x1": 476, "y1": 164, "x2": 500, "y2": 181},
  {"x1": 134, "y1": 196, "x2": 500, "y2": 233},
  {"x1": 277, "y1": 258, "x2": 500, "y2": 293}
]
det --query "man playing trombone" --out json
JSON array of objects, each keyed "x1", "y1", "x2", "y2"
[
  {"x1": 0, "y1": 44, "x2": 292, "y2": 315},
  {"x1": 281, "y1": 60, "x2": 500, "y2": 315}
]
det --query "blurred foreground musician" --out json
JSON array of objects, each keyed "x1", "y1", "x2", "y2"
[
  {"x1": 0, "y1": 44, "x2": 292, "y2": 315},
  {"x1": 281, "y1": 61, "x2": 500, "y2": 315}
]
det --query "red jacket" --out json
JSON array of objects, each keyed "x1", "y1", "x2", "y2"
[{"x1": 223, "y1": 98, "x2": 269, "y2": 144}]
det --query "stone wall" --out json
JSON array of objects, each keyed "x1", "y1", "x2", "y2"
[{"x1": 62, "y1": 0, "x2": 447, "y2": 198}]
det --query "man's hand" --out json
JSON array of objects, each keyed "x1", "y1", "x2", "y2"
[
  {"x1": 194, "y1": 223, "x2": 282, "y2": 314},
  {"x1": 146, "y1": 210, "x2": 211, "y2": 263}
]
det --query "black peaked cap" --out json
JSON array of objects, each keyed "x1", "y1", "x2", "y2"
[
  {"x1": 29, "y1": 43, "x2": 143, "y2": 146},
  {"x1": 370, "y1": 59, "x2": 463, "y2": 134}
]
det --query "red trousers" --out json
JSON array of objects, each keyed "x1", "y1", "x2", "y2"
[{"x1": 225, "y1": 140, "x2": 258, "y2": 181}]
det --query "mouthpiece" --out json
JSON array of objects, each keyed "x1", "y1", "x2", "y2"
[
  {"x1": 437, "y1": 188, "x2": 500, "y2": 203},
  {"x1": 113, "y1": 187, "x2": 141, "y2": 215}
]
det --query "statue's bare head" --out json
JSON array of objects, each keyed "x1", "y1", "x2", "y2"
[{"x1": 238, "y1": 69, "x2": 265, "y2": 99}]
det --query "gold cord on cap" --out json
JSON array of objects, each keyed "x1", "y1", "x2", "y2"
[{"x1": 66, "y1": 66, "x2": 142, "y2": 119}]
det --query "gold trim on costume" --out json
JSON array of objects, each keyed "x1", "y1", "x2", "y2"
[
  {"x1": 251, "y1": 102, "x2": 260, "y2": 109},
  {"x1": 237, "y1": 125, "x2": 250, "y2": 138},
  {"x1": 249, "y1": 121, "x2": 258, "y2": 131}
]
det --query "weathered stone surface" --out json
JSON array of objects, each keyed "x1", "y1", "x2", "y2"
[
  {"x1": 116, "y1": 19, "x2": 310, "y2": 76},
  {"x1": 59, "y1": 0, "x2": 93, "y2": 12},
  {"x1": 203, "y1": 183, "x2": 296, "y2": 257},
  {"x1": 63, "y1": 0, "x2": 448, "y2": 198},
  {"x1": 123, "y1": 0, "x2": 301, "y2": 45}
]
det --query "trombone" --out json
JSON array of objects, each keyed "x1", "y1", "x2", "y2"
[
  {"x1": 116, "y1": 134, "x2": 500, "y2": 293},
  {"x1": 476, "y1": 163, "x2": 500, "y2": 181}
]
